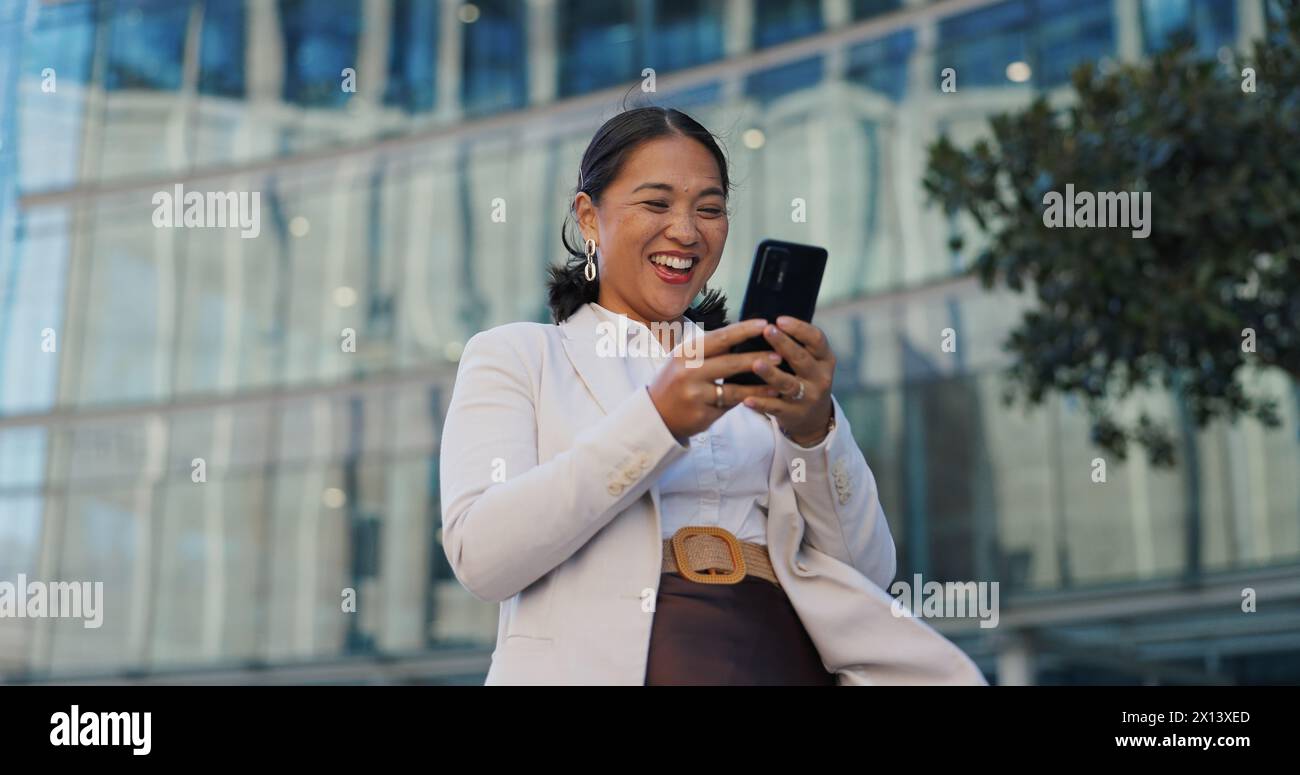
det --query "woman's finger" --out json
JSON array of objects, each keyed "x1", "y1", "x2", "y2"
[
  {"x1": 696, "y1": 318, "x2": 769, "y2": 359},
  {"x1": 761, "y1": 324, "x2": 819, "y2": 374},
  {"x1": 689, "y1": 351, "x2": 785, "y2": 383},
  {"x1": 740, "y1": 395, "x2": 792, "y2": 416},
  {"x1": 711, "y1": 381, "x2": 782, "y2": 408},
  {"x1": 749, "y1": 357, "x2": 802, "y2": 394},
  {"x1": 774, "y1": 316, "x2": 831, "y2": 360}
]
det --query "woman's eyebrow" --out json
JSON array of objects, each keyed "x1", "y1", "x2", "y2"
[{"x1": 631, "y1": 181, "x2": 726, "y2": 198}]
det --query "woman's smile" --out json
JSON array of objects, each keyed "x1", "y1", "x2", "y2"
[{"x1": 647, "y1": 251, "x2": 698, "y2": 285}]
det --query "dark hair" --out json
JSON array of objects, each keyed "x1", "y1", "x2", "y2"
[{"x1": 549, "y1": 101, "x2": 733, "y2": 329}]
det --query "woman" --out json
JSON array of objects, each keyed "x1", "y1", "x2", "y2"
[{"x1": 439, "y1": 106, "x2": 986, "y2": 686}]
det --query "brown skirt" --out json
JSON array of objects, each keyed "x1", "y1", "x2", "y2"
[{"x1": 644, "y1": 571, "x2": 837, "y2": 686}]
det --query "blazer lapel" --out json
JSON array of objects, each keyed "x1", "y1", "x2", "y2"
[
  {"x1": 558, "y1": 303, "x2": 667, "y2": 521},
  {"x1": 558, "y1": 303, "x2": 636, "y2": 415}
]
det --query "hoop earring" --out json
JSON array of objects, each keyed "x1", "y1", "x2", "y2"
[{"x1": 584, "y1": 238, "x2": 597, "y2": 282}]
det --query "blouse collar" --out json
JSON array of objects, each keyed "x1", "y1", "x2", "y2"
[{"x1": 586, "y1": 302, "x2": 703, "y2": 358}]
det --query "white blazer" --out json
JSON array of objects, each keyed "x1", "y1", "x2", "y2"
[{"x1": 439, "y1": 301, "x2": 988, "y2": 685}]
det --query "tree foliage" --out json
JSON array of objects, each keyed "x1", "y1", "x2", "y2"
[{"x1": 923, "y1": 0, "x2": 1300, "y2": 466}]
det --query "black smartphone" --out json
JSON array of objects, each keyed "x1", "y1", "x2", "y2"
[{"x1": 724, "y1": 238, "x2": 828, "y2": 386}]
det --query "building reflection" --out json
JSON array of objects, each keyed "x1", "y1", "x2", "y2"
[{"x1": 0, "y1": 0, "x2": 1296, "y2": 684}]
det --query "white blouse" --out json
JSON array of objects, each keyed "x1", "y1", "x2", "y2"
[{"x1": 587, "y1": 302, "x2": 831, "y2": 547}]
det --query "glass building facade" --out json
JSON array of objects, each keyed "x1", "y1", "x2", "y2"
[{"x1": 1, "y1": 0, "x2": 1296, "y2": 684}]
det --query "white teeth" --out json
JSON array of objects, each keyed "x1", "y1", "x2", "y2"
[{"x1": 649, "y1": 254, "x2": 695, "y2": 270}]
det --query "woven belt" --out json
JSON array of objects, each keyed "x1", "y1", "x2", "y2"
[{"x1": 661, "y1": 526, "x2": 781, "y2": 588}]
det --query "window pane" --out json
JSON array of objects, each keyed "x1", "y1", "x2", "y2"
[
  {"x1": 461, "y1": 0, "x2": 528, "y2": 117},
  {"x1": 936, "y1": 0, "x2": 1030, "y2": 88},
  {"x1": 151, "y1": 472, "x2": 267, "y2": 667},
  {"x1": 1140, "y1": 0, "x2": 1236, "y2": 55},
  {"x1": 846, "y1": 28, "x2": 916, "y2": 101},
  {"x1": 647, "y1": 0, "x2": 725, "y2": 73},
  {"x1": 0, "y1": 208, "x2": 68, "y2": 415},
  {"x1": 852, "y1": 0, "x2": 904, "y2": 21},
  {"x1": 0, "y1": 495, "x2": 47, "y2": 671},
  {"x1": 1037, "y1": 0, "x2": 1114, "y2": 87},
  {"x1": 198, "y1": 0, "x2": 246, "y2": 97},
  {"x1": 385, "y1": 0, "x2": 439, "y2": 111},
  {"x1": 558, "y1": 0, "x2": 637, "y2": 98},
  {"x1": 744, "y1": 55, "x2": 824, "y2": 103},
  {"x1": 47, "y1": 490, "x2": 149, "y2": 673},
  {"x1": 753, "y1": 0, "x2": 823, "y2": 49},
  {"x1": 279, "y1": 0, "x2": 361, "y2": 108},
  {"x1": 68, "y1": 196, "x2": 176, "y2": 407},
  {"x1": 104, "y1": 0, "x2": 189, "y2": 92},
  {"x1": 15, "y1": 0, "x2": 95, "y2": 192}
]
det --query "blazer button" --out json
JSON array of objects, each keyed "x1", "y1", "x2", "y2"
[
  {"x1": 608, "y1": 481, "x2": 625, "y2": 496},
  {"x1": 621, "y1": 467, "x2": 639, "y2": 484},
  {"x1": 637, "y1": 451, "x2": 651, "y2": 469}
]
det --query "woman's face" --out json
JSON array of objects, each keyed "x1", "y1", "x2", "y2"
[{"x1": 575, "y1": 134, "x2": 729, "y2": 325}]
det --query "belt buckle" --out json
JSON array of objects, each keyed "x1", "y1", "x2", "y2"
[{"x1": 671, "y1": 526, "x2": 747, "y2": 585}]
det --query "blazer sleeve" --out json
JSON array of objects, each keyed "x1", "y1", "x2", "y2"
[
  {"x1": 770, "y1": 394, "x2": 897, "y2": 590},
  {"x1": 439, "y1": 327, "x2": 690, "y2": 604}
]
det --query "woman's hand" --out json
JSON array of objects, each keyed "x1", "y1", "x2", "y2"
[
  {"x1": 740, "y1": 316, "x2": 835, "y2": 445},
  {"x1": 647, "y1": 318, "x2": 785, "y2": 442}
]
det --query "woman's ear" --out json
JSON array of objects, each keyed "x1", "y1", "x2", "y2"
[{"x1": 574, "y1": 193, "x2": 598, "y2": 243}]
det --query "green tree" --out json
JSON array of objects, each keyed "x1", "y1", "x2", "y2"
[{"x1": 923, "y1": 0, "x2": 1300, "y2": 466}]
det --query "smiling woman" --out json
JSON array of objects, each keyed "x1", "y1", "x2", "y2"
[
  {"x1": 547, "y1": 106, "x2": 734, "y2": 330},
  {"x1": 439, "y1": 105, "x2": 983, "y2": 686}
]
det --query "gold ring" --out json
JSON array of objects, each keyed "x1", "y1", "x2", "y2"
[
  {"x1": 714, "y1": 382, "x2": 724, "y2": 408},
  {"x1": 785, "y1": 380, "x2": 805, "y2": 401}
]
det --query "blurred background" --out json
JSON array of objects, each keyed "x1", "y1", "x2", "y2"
[{"x1": 1, "y1": 0, "x2": 1297, "y2": 685}]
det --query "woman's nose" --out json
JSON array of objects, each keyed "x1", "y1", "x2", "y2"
[{"x1": 664, "y1": 209, "x2": 701, "y2": 243}]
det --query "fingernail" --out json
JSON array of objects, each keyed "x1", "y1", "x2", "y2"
[
  {"x1": 765, "y1": 325, "x2": 778, "y2": 336},
  {"x1": 767, "y1": 352, "x2": 782, "y2": 362}
]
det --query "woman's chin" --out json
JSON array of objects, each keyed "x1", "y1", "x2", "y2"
[{"x1": 645, "y1": 288, "x2": 696, "y2": 318}]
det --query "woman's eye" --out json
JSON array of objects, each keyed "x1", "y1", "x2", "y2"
[{"x1": 642, "y1": 201, "x2": 724, "y2": 216}]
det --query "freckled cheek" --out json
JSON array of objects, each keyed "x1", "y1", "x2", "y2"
[
  {"x1": 702, "y1": 221, "x2": 729, "y2": 264},
  {"x1": 621, "y1": 216, "x2": 666, "y2": 251}
]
